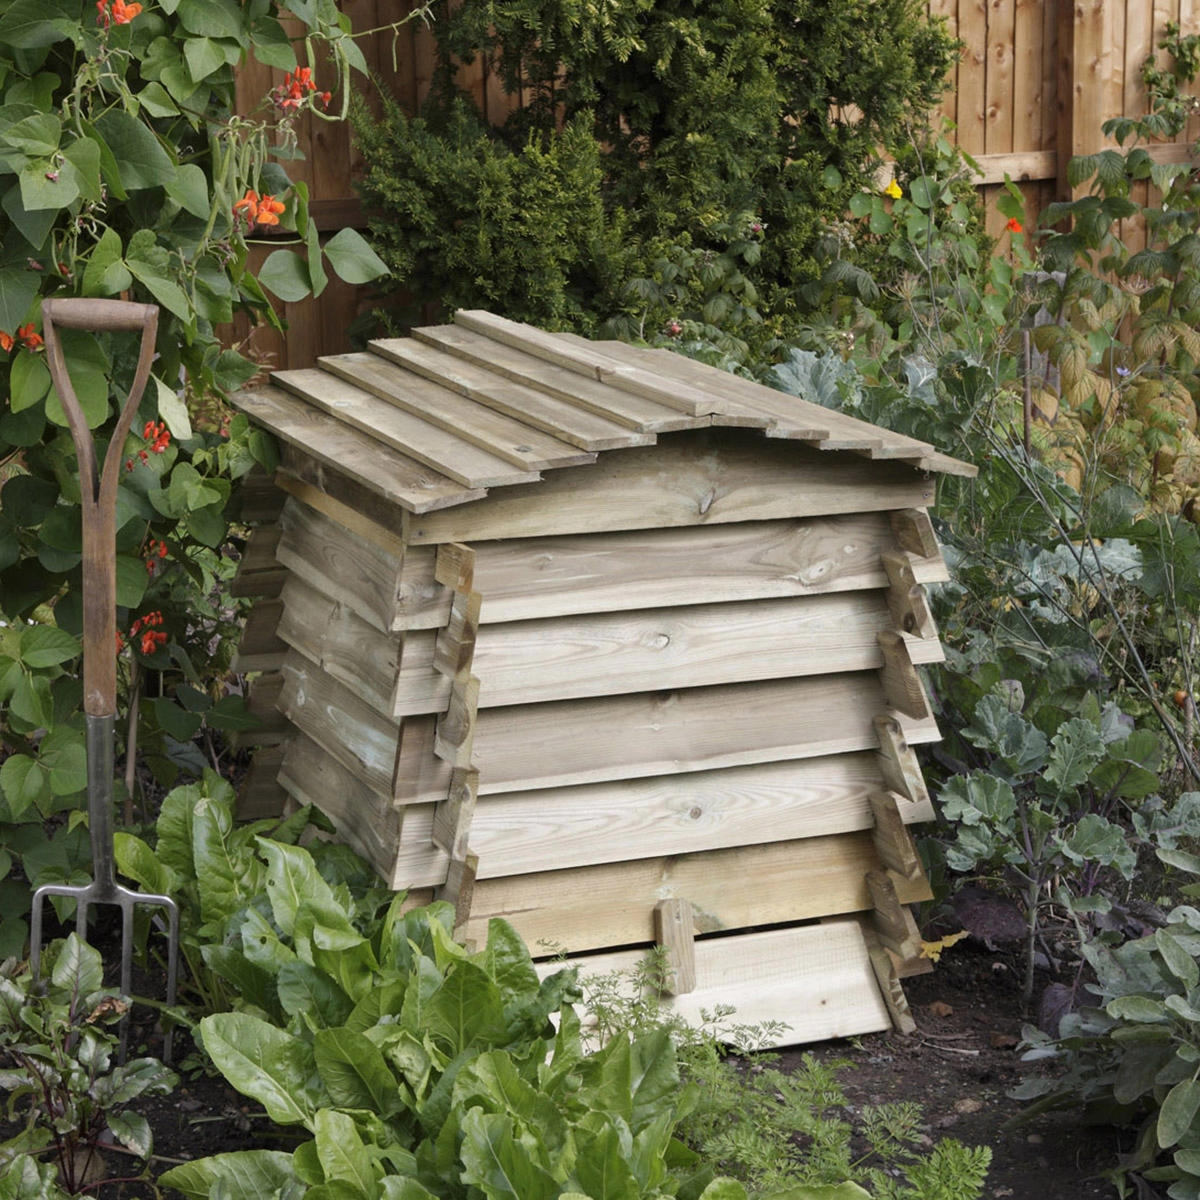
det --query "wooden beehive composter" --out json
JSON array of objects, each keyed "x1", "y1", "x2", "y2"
[{"x1": 229, "y1": 310, "x2": 976, "y2": 1046}]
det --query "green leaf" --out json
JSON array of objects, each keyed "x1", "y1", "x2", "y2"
[
  {"x1": 2, "y1": 180, "x2": 58, "y2": 249},
  {"x1": 313, "y1": 1108, "x2": 376, "y2": 1195},
  {"x1": 1045, "y1": 718, "x2": 1106, "y2": 790},
  {"x1": 114, "y1": 832, "x2": 173, "y2": 895},
  {"x1": 276, "y1": 960, "x2": 353, "y2": 1027},
  {"x1": 258, "y1": 249, "x2": 313, "y2": 302},
  {"x1": 0, "y1": 754, "x2": 48, "y2": 819},
  {"x1": 165, "y1": 163, "x2": 210, "y2": 219},
  {"x1": 81, "y1": 227, "x2": 133, "y2": 298},
  {"x1": 257, "y1": 838, "x2": 343, "y2": 937},
  {"x1": 193, "y1": 794, "x2": 253, "y2": 925},
  {"x1": 39, "y1": 726, "x2": 87, "y2": 796},
  {"x1": 160, "y1": 1150, "x2": 296, "y2": 1200},
  {"x1": 1059, "y1": 813, "x2": 1131, "y2": 871},
  {"x1": 0, "y1": 0, "x2": 78, "y2": 48},
  {"x1": 1160, "y1": 1079, "x2": 1200, "y2": 1148},
  {"x1": 52, "y1": 932, "x2": 104, "y2": 996},
  {"x1": 115, "y1": 555, "x2": 148, "y2": 608},
  {"x1": 5, "y1": 113, "x2": 60, "y2": 157},
  {"x1": 1159, "y1": 848, "x2": 1200, "y2": 876},
  {"x1": 149, "y1": 697, "x2": 205, "y2": 741},
  {"x1": 154, "y1": 375, "x2": 193, "y2": 441},
  {"x1": 459, "y1": 1108, "x2": 559, "y2": 1200},
  {"x1": 178, "y1": 0, "x2": 244, "y2": 39},
  {"x1": 1157, "y1": 928, "x2": 1200, "y2": 990},
  {"x1": 939, "y1": 773, "x2": 1016, "y2": 826},
  {"x1": 138, "y1": 83, "x2": 181, "y2": 118},
  {"x1": 9, "y1": 349, "x2": 51, "y2": 415},
  {"x1": 250, "y1": 16, "x2": 297, "y2": 71},
  {"x1": 314, "y1": 1027, "x2": 401, "y2": 1115},
  {"x1": 107, "y1": 1111, "x2": 153, "y2": 1158},
  {"x1": 93, "y1": 111, "x2": 178, "y2": 191},
  {"x1": 183, "y1": 36, "x2": 227, "y2": 83},
  {"x1": 572, "y1": 1121, "x2": 641, "y2": 1200},
  {"x1": 0, "y1": 266, "x2": 41, "y2": 335},
  {"x1": 20, "y1": 624, "x2": 81, "y2": 667},
  {"x1": 323, "y1": 228, "x2": 389, "y2": 285},
  {"x1": 199, "y1": 1012, "x2": 326, "y2": 1126}
]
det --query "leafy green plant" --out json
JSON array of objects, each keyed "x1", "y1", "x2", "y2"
[
  {"x1": 0, "y1": 933, "x2": 177, "y2": 1196},
  {"x1": 1016, "y1": 906, "x2": 1200, "y2": 1199},
  {"x1": 354, "y1": 0, "x2": 957, "y2": 342}
]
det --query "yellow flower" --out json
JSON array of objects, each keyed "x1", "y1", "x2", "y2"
[{"x1": 884, "y1": 179, "x2": 903, "y2": 199}]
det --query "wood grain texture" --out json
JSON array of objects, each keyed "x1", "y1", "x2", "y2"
[
  {"x1": 654, "y1": 900, "x2": 697, "y2": 995},
  {"x1": 236, "y1": 745, "x2": 286, "y2": 820},
  {"x1": 231, "y1": 598, "x2": 286, "y2": 673},
  {"x1": 234, "y1": 386, "x2": 483, "y2": 514},
  {"x1": 273, "y1": 367, "x2": 543, "y2": 489},
  {"x1": 280, "y1": 731, "x2": 405, "y2": 884},
  {"x1": 274, "y1": 468, "x2": 408, "y2": 552},
  {"x1": 278, "y1": 648, "x2": 399, "y2": 794},
  {"x1": 392, "y1": 673, "x2": 940, "y2": 802},
  {"x1": 276, "y1": 576, "x2": 401, "y2": 717},
  {"x1": 461, "y1": 831, "x2": 931, "y2": 952},
  {"x1": 276, "y1": 497, "x2": 406, "y2": 633},
  {"x1": 408, "y1": 325, "x2": 703, "y2": 432},
  {"x1": 392, "y1": 514, "x2": 949, "y2": 630},
  {"x1": 406, "y1": 429, "x2": 936, "y2": 544},
  {"x1": 539, "y1": 922, "x2": 893, "y2": 1047},
  {"x1": 318, "y1": 350, "x2": 599, "y2": 471},
  {"x1": 466, "y1": 751, "x2": 922, "y2": 879}
]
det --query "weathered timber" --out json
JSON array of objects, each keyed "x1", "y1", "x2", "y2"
[
  {"x1": 231, "y1": 598, "x2": 286, "y2": 673},
  {"x1": 654, "y1": 899, "x2": 697, "y2": 996}
]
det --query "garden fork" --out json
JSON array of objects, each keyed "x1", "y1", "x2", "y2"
[{"x1": 28, "y1": 298, "x2": 179, "y2": 1065}]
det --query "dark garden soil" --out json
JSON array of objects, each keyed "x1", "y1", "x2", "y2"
[{"x1": 2, "y1": 938, "x2": 1142, "y2": 1200}]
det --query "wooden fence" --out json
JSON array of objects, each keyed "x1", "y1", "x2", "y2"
[{"x1": 233, "y1": 0, "x2": 1200, "y2": 370}]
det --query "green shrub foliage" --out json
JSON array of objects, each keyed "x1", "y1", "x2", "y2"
[{"x1": 353, "y1": 0, "x2": 958, "y2": 338}]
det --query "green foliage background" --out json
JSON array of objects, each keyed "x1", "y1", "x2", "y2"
[{"x1": 353, "y1": 0, "x2": 958, "y2": 339}]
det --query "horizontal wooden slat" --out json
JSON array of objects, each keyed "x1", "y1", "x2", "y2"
[
  {"x1": 966, "y1": 143, "x2": 1196, "y2": 186},
  {"x1": 467, "y1": 750, "x2": 933, "y2": 879},
  {"x1": 278, "y1": 649, "x2": 399, "y2": 794},
  {"x1": 275, "y1": 463, "x2": 411, "y2": 549},
  {"x1": 273, "y1": 368, "x2": 543, "y2": 489},
  {"x1": 231, "y1": 598, "x2": 286, "y2": 673},
  {"x1": 229, "y1": 671, "x2": 288, "y2": 749},
  {"x1": 233, "y1": 387, "x2": 483, "y2": 514},
  {"x1": 276, "y1": 497, "x2": 406, "y2": 634},
  {"x1": 280, "y1": 732, "x2": 405, "y2": 885},
  {"x1": 396, "y1": 673, "x2": 939, "y2": 802},
  {"x1": 276, "y1": 578, "x2": 401, "y2": 717},
  {"x1": 318, "y1": 351, "x2": 598, "y2": 471},
  {"x1": 408, "y1": 325, "x2": 706, "y2": 433},
  {"x1": 393, "y1": 513, "x2": 948, "y2": 629},
  {"x1": 538, "y1": 922, "x2": 892, "y2": 1047},
  {"x1": 461, "y1": 830, "x2": 931, "y2": 953},
  {"x1": 407, "y1": 429, "x2": 935, "y2": 544},
  {"x1": 419, "y1": 591, "x2": 941, "y2": 711}
]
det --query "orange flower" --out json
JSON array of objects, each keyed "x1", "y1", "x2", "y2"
[
  {"x1": 17, "y1": 324, "x2": 43, "y2": 351},
  {"x1": 233, "y1": 188, "x2": 260, "y2": 227},
  {"x1": 255, "y1": 194, "x2": 285, "y2": 226},
  {"x1": 0, "y1": 331, "x2": 12, "y2": 353},
  {"x1": 1006, "y1": 217, "x2": 1023, "y2": 234}
]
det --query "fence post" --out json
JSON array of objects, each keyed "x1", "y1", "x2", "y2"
[{"x1": 1056, "y1": 0, "x2": 1108, "y2": 200}]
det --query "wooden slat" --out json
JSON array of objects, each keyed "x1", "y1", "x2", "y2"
[
  {"x1": 280, "y1": 731, "x2": 405, "y2": 884},
  {"x1": 882, "y1": 551, "x2": 938, "y2": 640},
  {"x1": 874, "y1": 714, "x2": 933, "y2": 809},
  {"x1": 234, "y1": 386, "x2": 482, "y2": 513},
  {"x1": 406, "y1": 430, "x2": 937, "y2": 544},
  {"x1": 454, "y1": 310, "x2": 751, "y2": 420},
  {"x1": 230, "y1": 525, "x2": 285, "y2": 598},
  {"x1": 467, "y1": 751, "x2": 925, "y2": 880},
  {"x1": 542, "y1": 922, "x2": 893, "y2": 1047},
  {"x1": 654, "y1": 900, "x2": 696, "y2": 995},
  {"x1": 273, "y1": 367, "x2": 543, "y2": 489},
  {"x1": 396, "y1": 673, "x2": 940, "y2": 802},
  {"x1": 985, "y1": 0, "x2": 1016, "y2": 155},
  {"x1": 236, "y1": 746, "x2": 286, "y2": 820},
  {"x1": 890, "y1": 508, "x2": 940, "y2": 559},
  {"x1": 236, "y1": 466, "x2": 287, "y2": 524},
  {"x1": 860, "y1": 920, "x2": 917, "y2": 1034},
  {"x1": 432, "y1": 766, "x2": 478, "y2": 860},
  {"x1": 461, "y1": 830, "x2": 931, "y2": 953},
  {"x1": 448, "y1": 592, "x2": 944, "y2": 711},
  {"x1": 275, "y1": 466, "x2": 409, "y2": 552},
  {"x1": 278, "y1": 649, "x2": 399, "y2": 794},
  {"x1": 876, "y1": 630, "x2": 933, "y2": 721},
  {"x1": 869, "y1": 790, "x2": 926, "y2": 886},
  {"x1": 434, "y1": 850, "x2": 479, "y2": 941},
  {"x1": 389, "y1": 804, "x2": 450, "y2": 888},
  {"x1": 393, "y1": 514, "x2": 950, "y2": 630},
  {"x1": 867, "y1": 869, "x2": 925, "y2": 967},
  {"x1": 318, "y1": 350, "x2": 598, "y2": 472},
  {"x1": 229, "y1": 671, "x2": 288, "y2": 749},
  {"x1": 958, "y1": 0, "x2": 988, "y2": 156},
  {"x1": 408, "y1": 325, "x2": 704, "y2": 432},
  {"x1": 276, "y1": 577, "x2": 401, "y2": 717},
  {"x1": 231, "y1": 598, "x2": 286, "y2": 673},
  {"x1": 276, "y1": 497, "x2": 406, "y2": 634}
]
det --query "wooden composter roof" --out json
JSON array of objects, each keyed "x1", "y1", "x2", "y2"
[
  {"x1": 230, "y1": 309, "x2": 976, "y2": 1046},
  {"x1": 234, "y1": 310, "x2": 975, "y2": 520}
]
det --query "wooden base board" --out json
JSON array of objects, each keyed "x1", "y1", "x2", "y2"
[{"x1": 535, "y1": 920, "x2": 894, "y2": 1048}]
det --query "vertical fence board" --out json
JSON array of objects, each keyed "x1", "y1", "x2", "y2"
[
  {"x1": 1012, "y1": 0, "x2": 1043, "y2": 156},
  {"x1": 958, "y1": 0, "x2": 989, "y2": 154},
  {"x1": 986, "y1": 0, "x2": 1016, "y2": 154}
]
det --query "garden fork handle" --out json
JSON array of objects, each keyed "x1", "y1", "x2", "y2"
[{"x1": 41, "y1": 299, "x2": 159, "y2": 716}]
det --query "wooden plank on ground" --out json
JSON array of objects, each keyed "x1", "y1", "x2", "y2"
[
  {"x1": 408, "y1": 325, "x2": 705, "y2": 432},
  {"x1": 405, "y1": 430, "x2": 936, "y2": 544},
  {"x1": 392, "y1": 514, "x2": 949, "y2": 630},
  {"x1": 540, "y1": 921, "x2": 893, "y2": 1047},
  {"x1": 396, "y1": 673, "x2": 939, "y2": 801},
  {"x1": 233, "y1": 386, "x2": 483, "y2": 514},
  {"x1": 280, "y1": 731, "x2": 405, "y2": 885},
  {"x1": 467, "y1": 750, "x2": 926, "y2": 880},
  {"x1": 272, "y1": 367, "x2": 543, "y2": 489},
  {"x1": 462, "y1": 830, "x2": 931, "y2": 953},
  {"x1": 276, "y1": 576, "x2": 401, "y2": 717},
  {"x1": 454, "y1": 591, "x2": 944, "y2": 710},
  {"x1": 318, "y1": 350, "x2": 598, "y2": 472},
  {"x1": 231, "y1": 598, "x2": 286, "y2": 673},
  {"x1": 278, "y1": 649, "x2": 400, "y2": 794},
  {"x1": 276, "y1": 497, "x2": 407, "y2": 634}
]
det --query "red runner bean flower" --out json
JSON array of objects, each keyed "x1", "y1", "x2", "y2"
[
  {"x1": 16, "y1": 323, "x2": 43, "y2": 352},
  {"x1": 0, "y1": 331, "x2": 12, "y2": 353},
  {"x1": 1006, "y1": 217, "x2": 1023, "y2": 233},
  {"x1": 143, "y1": 420, "x2": 170, "y2": 453}
]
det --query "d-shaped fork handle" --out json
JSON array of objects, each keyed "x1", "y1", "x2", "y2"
[{"x1": 41, "y1": 299, "x2": 160, "y2": 716}]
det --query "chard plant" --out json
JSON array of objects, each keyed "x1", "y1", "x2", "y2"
[{"x1": 0, "y1": 933, "x2": 177, "y2": 1196}]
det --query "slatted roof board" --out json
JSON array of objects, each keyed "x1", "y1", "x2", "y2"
[{"x1": 232, "y1": 310, "x2": 976, "y2": 514}]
